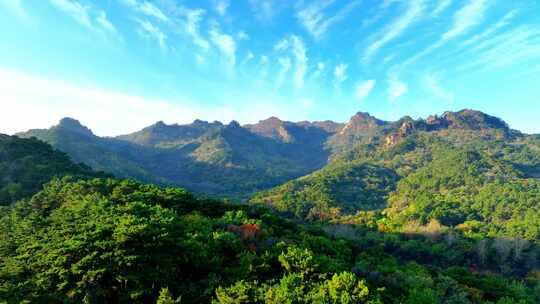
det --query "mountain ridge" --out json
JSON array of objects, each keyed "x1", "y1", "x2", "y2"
[{"x1": 16, "y1": 109, "x2": 523, "y2": 198}]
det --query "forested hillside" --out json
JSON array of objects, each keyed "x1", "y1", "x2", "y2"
[
  {"x1": 0, "y1": 134, "x2": 106, "y2": 205},
  {"x1": 18, "y1": 117, "x2": 336, "y2": 197},
  {"x1": 252, "y1": 110, "x2": 540, "y2": 242},
  {"x1": 1, "y1": 178, "x2": 539, "y2": 303},
  {"x1": 1, "y1": 122, "x2": 540, "y2": 303}
]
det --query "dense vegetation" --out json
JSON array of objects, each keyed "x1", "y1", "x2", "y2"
[
  {"x1": 252, "y1": 111, "x2": 540, "y2": 242},
  {"x1": 1, "y1": 178, "x2": 539, "y2": 303},
  {"x1": 3, "y1": 109, "x2": 540, "y2": 303},
  {"x1": 0, "y1": 134, "x2": 106, "y2": 205}
]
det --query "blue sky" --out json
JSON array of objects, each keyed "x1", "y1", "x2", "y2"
[{"x1": 0, "y1": 0, "x2": 539, "y2": 135}]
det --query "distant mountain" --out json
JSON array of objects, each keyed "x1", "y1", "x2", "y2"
[
  {"x1": 0, "y1": 134, "x2": 106, "y2": 205},
  {"x1": 18, "y1": 117, "x2": 338, "y2": 197},
  {"x1": 17, "y1": 109, "x2": 532, "y2": 205},
  {"x1": 251, "y1": 109, "x2": 540, "y2": 240}
]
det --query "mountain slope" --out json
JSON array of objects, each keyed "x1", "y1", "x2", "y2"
[
  {"x1": 0, "y1": 134, "x2": 106, "y2": 205},
  {"x1": 18, "y1": 117, "x2": 337, "y2": 197},
  {"x1": 251, "y1": 110, "x2": 540, "y2": 240}
]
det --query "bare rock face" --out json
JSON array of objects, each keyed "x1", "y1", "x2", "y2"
[
  {"x1": 399, "y1": 121, "x2": 415, "y2": 136},
  {"x1": 385, "y1": 134, "x2": 401, "y2": 146},
  {"x1": 246, "y1": 117, "x2": 294, "y2": 142}
]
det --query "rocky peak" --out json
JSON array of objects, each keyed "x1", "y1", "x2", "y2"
[
  {"x1": 57, "y1": 118, "x2": 94, "y2": 136},
  {"x1": 246, "y1": 117, "x2": 294, "y2": 142},
  {"x1": 227, "y1": 120, "x2": 241, "y2": 129},
  {"x1": 339, "y1": 112, "x2": 384, "y2": 135},
  {"x1": 441, "y1": 109, "x2": 509, "y2": 130}
]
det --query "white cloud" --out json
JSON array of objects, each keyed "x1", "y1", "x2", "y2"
[
  {"x1": 460, "y1": 9, "x2": 517, "y2": 47},
  {"x1": 120, "y1": 0, "x2": 169, "y2": 22},
  {"x1": 0, "y1": 0, "x2": 28, "y2": 20},
  {"x1": 442, "y1": 0, "x2": 488, "y2": 41},
  {"x1": 276, "y1": 56, "x2": 292, "y2": 87},
  {"x1": 210, "y1": 26, "x2": 236, "y2": 65},
  {"x1": 312, "y1": 61, "x2": 325, "y2": 79},
  {"x1": 50, "y1": 0, "x2": 118, "y2": 34},
  {"x1": 461, "y1": 27, "x2": 540, "y2": 70},
  {"x1": 274, "y1": 38, "x2": 289, "y2": 51},
  {"x1": 388, "y1": 78, "x2": 407, "y2": 102},
  {"x1": 139, "y1": 1, "x2": 169, "y2": 22},
  {"x1": 364, "y1": 1, "x2": 426, "y2": 62},
  {"x1": 333, "y1": 63, "x2": 348, "y2": 87},
  {"x1": 241, "y1": 51, "x2": 255, "y2": 65},
  {"x1": 50, "y1": 0, "x2": 92, "y2": 28},
  {"x1": 96, "y1": 11, "x2": 117, "y2": 34},
  {"x1": 137, "y1": 19, "x2": 167, "y2": 50},
  {"x1": 296, "y1": 0, "x2": 361, "y2": 39},
  {"x1": 291, "y1": 35, "x2": 308, "y2": 89},
  {"x1": 214, "y1": 0, "x2": 230, "y2": 16},
  {"x1": 424, "y1": 74, "x2": 454, "y2": 102},
  {"x1": 403, "y1": 0, "x2": 490, "y2": 66},
  {"x1": 237, "y1": 31, "x2": 249, "y2": 41},
  {"x1": 432, "y1": 0, "x2": 452, "y2": 16},
  {"x1": 274, "y1": 35, "x2": 308, "y2": 89},
  {"x1": 184, "y1": 8, "x2": 210, "y2": 50},
  {"x1": 355, "y1": 80, "x2": 376, "y2": 100},
  {"x1": 0, "y1": 69, "x2": 314, "y2": 136},
  {"x1": 0, "y1": 68, "x2": 200, "y2": 136}
]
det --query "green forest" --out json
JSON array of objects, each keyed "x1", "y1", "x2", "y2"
[{"x1": 2, "y1": 110, "x2": 540, "y2": 303}]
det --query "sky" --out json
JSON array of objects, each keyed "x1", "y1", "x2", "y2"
[{"x1": 0, "y1": 0, "x2": 539, "y2": 136}]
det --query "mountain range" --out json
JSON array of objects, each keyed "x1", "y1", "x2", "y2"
[
  {"x1": 3, "y1": 109, "x2": 540, "y2": 303},
  {"x1": 17, "y1": 109, "x2": 518, "y2": 198}
]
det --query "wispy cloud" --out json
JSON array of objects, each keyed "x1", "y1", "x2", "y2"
[
  {"x1": 274, "y1": 38, "x2": 289, "y2": 51},
  {"x1": 355, "y1": 80, "x2": 376, "y2": 100},
  {"x1": 139, "y1": 1, "x2": 169, "y2": 22},
  {"x1": 120, "y1": 0, "x2": 169, "y2": 22},
  {"x1": 50, "y1": 0, "x2": 92, "y2": 28},
  {"x1": 388, "y1": 76, "x2": 407, "y2": 102},
  {"x1": 311, "y1": 62, "x2": 325, "y2": 79},
  {"x1": 237, "y1": 31, "x2": 249, "y2": 41},
  {"x1": 210, "y1": 25, "x2": 237, "y2": 66},
  {"x1": 432, "y1": 0, "x2": 452, "y2": 16},
  {"x1": 214, "y1": 0, "x2": 230, "y2": 16},
  {"x1": 363, "y1": 1, "x2": 426, "y2": 62},
  {"x1": 460, "y1": 9, "x2": 517, "y2": 47},
  {"x1": 442, "y1": 0, "x2": 488, "y2": 41},
  {"x1": 403, "y1": 0, "x2": 490, "y2": 66},
  {"x1": 183, "y1": 8, "x2": 210, "y2": 50},
  {"x1": 137, "y1": 19, "x2": 167, "y2": 50},
  {"x1": 0, "y1": 0, "x2": 28, "y2": 20},
  {"x1": 424, "y1": 74, "x2": 454, "y2": 102},
  {"x1": 291, "y1": 35, "x2": 307, "y2": 89},
  {"x1": 296, "y1": 0, "x2": 361, "y2": 39},
  {"x1": 50, "y1": 0, "x2": 118, "y2": 34},
  {"x1": 96, "y1": 11, "x2": 117, "y2": 35},
  {"x1": 276, "y1": 56, "x2": 292, "y2": 87},
  {"x1": 274, "y1": 35, "x2": 308, "y2": 89},
  {"x1": 461, "y1": 26, "x2": 540, "y2": 70},
  {"x1": 333, "y1": 63, "x2": 348, "y2": 87}
]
